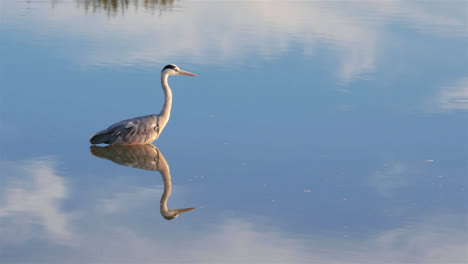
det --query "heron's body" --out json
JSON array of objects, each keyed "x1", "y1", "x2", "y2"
[
  {"x1": 90, "y1": 64, "x2": 196, "y2": 145},
  {"x1": 90, "y1": 114, "x2": 161, "y2": 145}
]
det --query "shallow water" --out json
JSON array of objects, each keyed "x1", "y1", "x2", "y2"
[{"x1": 0, "y1": 1, "x2": 467, "y2": 263}]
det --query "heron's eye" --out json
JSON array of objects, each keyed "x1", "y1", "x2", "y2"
[{"x1": 175, "y1": 68, "x2": 180, "y2": 71}]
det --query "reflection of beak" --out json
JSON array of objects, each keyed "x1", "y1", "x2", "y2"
[
  {"x1": 176, "y1": 207, "x2": 196, "y2": 214},
  {"x1": 162, "y1": 208, "x2": 196, "y2": 221},
  {"x1": 179, "y1": 70, "x2": 197, "y2": 77}
]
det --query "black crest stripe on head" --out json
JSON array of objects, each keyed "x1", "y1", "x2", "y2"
[{"x1": 161, "y1": 64, "x2": 176, "y2": 72}]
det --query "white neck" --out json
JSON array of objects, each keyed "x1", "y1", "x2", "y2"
[{"x1": 158, "y1": 72, "x2": 173, "y2": 129}]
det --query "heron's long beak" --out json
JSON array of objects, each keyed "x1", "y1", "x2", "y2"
[{"x1": 179, "y1": 70, "x2": 197, "y2": 77}]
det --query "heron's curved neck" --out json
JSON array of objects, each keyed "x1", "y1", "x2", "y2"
[
  {"x1": 159, "y1": 73, "x2": 172, "y2": 126},
  {"x1": 159, "y1": 166, "x2": 171, "y2": 213}
]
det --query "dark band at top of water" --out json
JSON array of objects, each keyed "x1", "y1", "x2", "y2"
[{"x1": 76, "y1": 0, "x2": 177, "y2": 15}]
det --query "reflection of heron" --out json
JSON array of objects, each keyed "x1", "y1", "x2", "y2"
[
  {"x1": 90, "y1": 64, "x2": 196, "y2": 145},
  {"x1": 90, "y1": 144, "x2": 195, "y2": 220}
]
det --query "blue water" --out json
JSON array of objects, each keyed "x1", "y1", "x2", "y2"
[{"x1": 1, "y1": 1, "x2": 467, "y2": 263}]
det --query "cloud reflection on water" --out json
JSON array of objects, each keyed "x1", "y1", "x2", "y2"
[
  {"x1": 438, "y1": 77, "x2": 468, "y2": 111},
  {"x1": 369, "y1": 162, "x2": 408, "y2": 197},
  {"x1": 0, "y1": 158, "x2": 73, "y2": 244},
  {"x1": 11, "y1": 0, "x2": 465, "y2": 84},
  {"x1": 0, "y1": 157, "x2": 466, "y2": 263}
]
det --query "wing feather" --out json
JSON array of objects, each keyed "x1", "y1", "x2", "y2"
[{"x1": 90, "y1": 115, "x2": 159, "y2": 145}]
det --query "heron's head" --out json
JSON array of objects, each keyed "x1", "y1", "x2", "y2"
[{"x1": 161, "y1": 64, "x2": 197, "y2": 77}]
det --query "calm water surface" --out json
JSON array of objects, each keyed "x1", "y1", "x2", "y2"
[{"x1": 0, "y1": 1, "x2": 467, "y2": 263}]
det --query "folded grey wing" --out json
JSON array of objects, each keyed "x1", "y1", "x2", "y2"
[{"x1": 90, "y1": 115, "x2": 159, "y2": 145}]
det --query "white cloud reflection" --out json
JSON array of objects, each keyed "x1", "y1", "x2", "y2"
[
  {"x1": 438, "y1": 77, "x2": 468, "y2": 111},
  {"x1": 6, "y1": 0, "x2": 466, "y2": 83},
  {"x1": 369, "y1": 162, "x2": 408, "y2": 197},
  {"x1": 0, "y1": 158, "x2": 73, "y2": 244},
  {"x1": 0, "y1": 158, "x2": 466, "y2": 263},
  {"x1": 22, "y1": 214, "x2": 467, "y2": 264},
  {"x1": 422, "y1": 77, "x2": 468, "y2": 112},
  {"x1": 99, "y1": 185, "x2": 162, "y2": 213}
]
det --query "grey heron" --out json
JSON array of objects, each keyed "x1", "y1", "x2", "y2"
[
  {"x1": 90, "y1": 144, "x2": 196, "y2": 220},
  {"x1": 90, "y1": 64, "x2": 197, "y2": 145}
]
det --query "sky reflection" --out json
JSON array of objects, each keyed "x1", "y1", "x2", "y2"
[
  {"x1": 4, "y1": 0, "x2": 465, "y2": 83},
  {"x1": 436, "y1": 77, "x2": 468, "y2": 111},
  {"x1": 0, "y1": 157, "x2": 465, "y2": 263},
  {"x1": 0, "y1": 158, "x2": 73, "y2": 244}
]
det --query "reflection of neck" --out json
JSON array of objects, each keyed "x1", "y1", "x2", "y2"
[
  {"x1": 157, "y1": 149, "x2": 195, "y2": 220},
  {"x1": 159, "y1": 162, "x2": 172, "y2": 214},
  {"x1": 159, "y1": 73, "x2": 172, "y2": 130}
]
